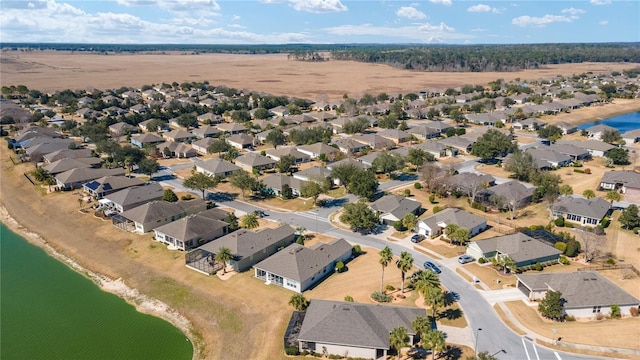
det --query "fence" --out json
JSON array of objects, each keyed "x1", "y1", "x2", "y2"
[{"x1": 578, "y1": 264, "x2": 640, "y2": 277}]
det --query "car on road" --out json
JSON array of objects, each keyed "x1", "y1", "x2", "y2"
[
  {"x1": 423, "y1": 261, "x2": 441, "y2": 274},
  {"x1": 410, "y1": 234, "x2": 422, "y2": 243},
  {"x1": 458, "y1": 254, "x2": 475, "y2": 264},
  {"x1": 254, "y1": 210, "x2": 267, "y2": 218}
]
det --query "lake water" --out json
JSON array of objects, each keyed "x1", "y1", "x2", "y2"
[
  {"x1": 577, "y1": 111, "x2": 640, "y2": 132},
  {"x1": 0, "y1": 223, "x2": 193, "y2": 360}
]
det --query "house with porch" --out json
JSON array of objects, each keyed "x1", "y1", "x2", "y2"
[
  {"x1": 293, "y1": 166, "x2": 332, "y2": 183},
  {"x1": 226, "y1": 133, "x2": 255, "y2": 150},
  {"x1": 296, "y1": 300, "x2": 423, "y2": 360},
  {"x1": 194, "y1": 158, "x2": 241, "y2": 178},
  {"x1": 265, "y1": 147, "x2": 311, "y2": 164},
  {"x1": 235, "y1": 153, "x2": 276, "y2": 172},
  {"x1": 369, "y1": 195, "x2": 421, "y2": 225},
  {"x1": 516, "y1": 271, "x2": 639, "y2": 318},
  {"x1": 186, "y1": 225, "x2": 295, "y2": 274},
  {"x1": 466, "y1": 233, "x2": 561, "y2": 268},
  {"x1": 253, "y1": 238, "x2": 352, "y2": 293},
  {"x1": 262, "y1": 173, "x2": 305, "y2": 197},
  {"x1": 297, "y1": 143, "x2": 340, "y2": 159},
  {"x1": 331, "y1": 138, "x2": 368, "y2": 154},
  {"x1": 191, "y1": 138, "x2": 216, "y2": 155},
  {"x1": 554, "y1": 121, "x2": 578, "y2": 135},
  {"x1": 418, "y1": 208, "x2": 488, "y2": 238},
  {"x1": 551, "y1": 196, "x2": 611, "y2": 227},
  {"x1": 55, "y1": 167, "x2": 126, "y2": 190},
  {"x1": 477, "y1": 181, "x2": 534, "y2": 209},
  {"x1": 556, "y1": 139, "x2": 614, "y2": 158},
  {"x1": 131, "y1": 133, "x2": 164, "y2": 148},
  {"x1": 191, "y1": 125, "x2": 221, "y2": 139},
  {"x1": 101, "y1": 182, "x2": 164, "y2": 212},
  {"x1": 109, "y1": 122, "x2": 139, "y2": 137},
  {"x1": 599, "y1": 170, "x2": 640, "y2": 197},
  {"x1": 42, "y1": 157, "x2": 102, "y2": 175},
  {"x1": 351, "y1": 134, "x2": 396, "y2": 150},
  {"x1": 585, "y1": 124, "x2": 617, "y2": 140},
  {"x1": 83, "y1": 175, "x2": 145, "y2": 198},
  {"x1": 548, "y1": 143, "x2": 590, "y2": 161},
  {"x1": 116, "y1": 199, "x2": 207, "y2": 233},
  {"x1": 216, "y1": 122, "x2": 247, "y2": 134},
  {"x1": 622, "y1": 129, "x2": 640, "y2": 144},
  {"x1": 152, "y1": 209, "x2": 229, "y2": 251}
]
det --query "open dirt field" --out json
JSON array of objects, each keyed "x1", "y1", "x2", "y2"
[{"x1": 2, "y1": 50, "x2": 639, "y2": 101}]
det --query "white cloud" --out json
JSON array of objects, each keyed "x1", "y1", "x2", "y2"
[
  {"x1": 228, "y1": 23, "x2": 245, "y2": 29},
  {"x1": 561, "y1": 7, "x2": 585, "y2": 16},
  {"x1": 429, "y1": 0, "x2": 452, "y2": 6},
  {"x1": 590, "y1": 0, "x2": 611, "y2": 5},
  {"x1": 396, "y1": 6, "x2": 426, "y2": 20},
  {"x1": 259, "y1": 0, "x2": 348, "y2": 13},
  {"x1": 232, "y1": 15, "x2": 240, "y2": 21},
  {"x1": 599, "y1": 20, "x2": 609, "y2": 25},
  {"x1": 471, "y1": 28, "x2": 488, "y2": 32},
  {"x1": 467, "y1": 4, "x2": 501, "y2": 13},
  {"x1": 116, "y1": 0, "x2": 220, "y2": 18},
  {"x1": 512, "y1": 14, "x2": 574, "y2": 27},
  {"x1": 324, "y1": 22, "x2": 470, "y2": 42}
]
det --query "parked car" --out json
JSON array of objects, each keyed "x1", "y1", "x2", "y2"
[
  {"x1": 410, "y1": 234, "x2": 422, "y2": 243},
  {"x1": 423, "y1": 261, "x2": 441, "y2": 274},
  {"x1": 458, "y1": 254, "x2": 475, "y2": 264}
]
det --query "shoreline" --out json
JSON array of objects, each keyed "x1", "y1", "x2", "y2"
[
  {"x1": 0, "y1": 206, "x2": 201, "y2": 360},
  {"x1": 539, "y1": 98, "x2": 640, "y2": 128}
]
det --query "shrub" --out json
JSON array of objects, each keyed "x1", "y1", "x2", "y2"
[
  {"x1": 344, "y1": 295, "x2": 354, "y2": 302},
  {"x1": 352, "y1": 245, "x2": 362, "y2": 257},
  {"x1": 573, "y1": 168, "x2": 584, "y2": 174},
  {"x1": 565, "y1": 315, "x2": 576, "y2": 321},
  {"x1": 630, "y1": 307, "x2": 639, "y2": 317},
  {"x1": 385, "y1": 284, "x2": 395, "y2": 292},
  {"x1": 181, "y1": 194, "x2": 194, "y2": 200},
  {"x1": 559, "y1": 256, "x2": 570, "y2": 265},
  {"x1": 478, "y1": 257, "x2": 486, "y2": 264},
  {"x1": 433, "y1": 206, "x2": 444, "y2": 214},
  {"x1": 606, "y1": 258, "x2": 616, "y2": 265},
  {"x1": 429, "y1": 194, "x2": 436, "y2": 204},
  {"x1": 634, "y1": 227, "x2": 640, "y2": 235},
  {"x1": 584, "y1": 168, "x2": 591, "y2": 174},
  {"x1": 600, "y1": 216, "x2": 610, "y2": 228},
  {"x1": 471, "y1": 202, "x2": 487, "y2": 212},
  {"x1": 260, "y1": 150, "x2": 266, "y2": 156},
  {"x1": 393, "y1": 221, "x2": 407, "y2": 231},
  {"x1": 573, "y1": 162, "x2": 583, "y2": 168},
  {"x1": 335, "y1": 261, "x2": 345, "y2": 273},
  {"x1": 564, "y1": 223, "x2": 574, "y2": 228},
  {"x1": 285, "y1": 347, "x2": 299, "y2": 356},
  {"x1": 414, "y1": 182, "x2": 422, "y2": 189},
  {"x1": 371, "y1": 291, "x2": 393, "y2": 303},
  {"x1": 554, "y1": 216, "x2": 565, "y2": 227},
  {"x1": 554, "y1": 242, "x2": 567, "y2": 253},
  {"x1": 565, "y1": 239, "x2": 580, "y2": 257},
  {"x1": 534, "y1": 263, "x2": 543, "y2": 271},
  {"x1": 403, "y1": 189, "x2": 411, "y2": 197},
  {"x1": 610, "y1": 304, "x2": 621, "y2": 319}
]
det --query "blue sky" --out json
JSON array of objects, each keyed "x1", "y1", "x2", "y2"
[{"x1": 0, "y1": 0, "x2": 638, "y2": 44}]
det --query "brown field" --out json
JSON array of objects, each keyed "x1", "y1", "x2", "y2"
[{"x1": 2, "y1": 50, "x2": 639, "y2": 102}]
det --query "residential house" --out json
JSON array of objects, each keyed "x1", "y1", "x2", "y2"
[
  {"x1": 83, "y1": 175, "x2": 145, "y2": 198},
  {"x1": 478, "y1": 181, "x2": 534, "y2": 209},
  {"x1": 24, "y1": 138, "x2": 76, "y2": 162},
  {"x1": 153, "y1": 210, "x2": 229, "y2": 251},
  {"x1": 138, "y1": 119, "x2": 167, "y2": 133},
  {"x1": 296, "y1": 300, "x2": 423, "y2": 360},
  {"x1": 253, "y1": 238, "x2": 352, "y2": 293},
  {"x1": 191, "y1": 138, "x2": 216, "y2": 155},
  {"x1": 357, "y1": 152, "x2": 381, "y2": 167},
  {"x1": 109, "y1": 122, "x2": 139, "y2": 137},
  {"x1": 551, "y1": 196, "x2": 611, "y2": 226},
  {"x1": 438, "y1": 136, "x2": 473, "y2": 154},
  {"x1": 466, "y1": 233, "x2": 561, "y2": 268},
  {"x1": 407, "y1": 125, "x2": 441, "y2": 140},
  {"x1": 42, "y1": 157, "x2": 102, "y2": 175},
  {"x1": 262, "y1": 173, "x2": 305, "y2": 197},
  {"x1": 156, "y1": 142, "x2": 197, "y2": 158},
  {"x1": 194, "y1": 158, "x2": 241, "y2": 178},
  {"x1": 55, "y1": 167, "x2": 125, "y2": 190},
  {"x1": 599, "y1": 170, "x2": 640, "y2": 203},
  {"x1": 326, "y1": 157, "x2": 371, "y2": 171},
  {"x1": 525, "y1": 148, "x2": 573, "y2": 169},
  {"x1": 555, "y1": 139, "x2": 614, "y2": 158},
  {"x1": 446, "y1": 173, "x2": 496, "y2": 194},
  {"x1": 265, "y1": 147, "x2": 310, "y2": 164},
  {"x1": 216, "y1": 122, "x2": 247, "y2": 134},
  {"x1": 310, "y1": 112, "x2": 337, "y2": 122},
  {"x1": 377, "y1": 129, "x2": 410, "y2": 144},
  {"x1": 554, "y1": 121, "x2": 578, "y2": 135},
  {"x1": 351, "y1": 134, "x2": 395, "y2": 150},
  {"x1": 116, "y1": 199, "x2": 207, "y2": 233},
  {"x1": 622, "y1": 129, "x2": 640, "y2": 144},
  {"x1": 163, "y1": 129, "x2": 196, "y2": 143},
  {"x1": 269, "y1": 106, "x2": 289, "y2": 117},
  {"x1": 129, "y1": 103, "x2": 148, "y2": 115},
  {"x1": 297, "y1": 143, "x2": 339, "y2": 159},
  {"x1": 197, "y1": 112, "x2": 223, "y2": 124},
  {"x1": 187, "y1": 225, "x2": 295, "y2": 274},
  {"x1": 369, "y1": 195, "x2": 421, "y2": 225},
  {"x1": 512, "y1": 118, "x2": 546, "y2": 131},
  {"x1": 131, "y1": 133, "x2": 164, "y2": 148},
  {"x1": 418, "y1": 208, "x2": 488, "y2": 238},
  {"x1": 516, "y1": 272, "x2": 639, "y2": 318},
  {"x1": 415, "y1": 140, "x2": 455, "y2": 158},
  {"x1": 331, "y1": 138, "x2": 368, "y2": 154},
  {"x1": 12, "y1": 126, "x2": 62, "y2": 146},
  {"x1": 293, "y1": 166, "x2": 332, "y2": 183},
  {"x1": 235, "y1": 153, "x2": 276, "y2": 172},
  {"x1": 101, "y1": 182, "x2": 164, "y2": 212},
  {"x1": 548, "y1": 143, "x2": 590, "y2": 161},
  {"x1": 42, "y1": 149, "x2": 93, "y2": 163},
  {"x1": 226, "y1": 133, "x2": 255, "y2": 150},
  {"x1": 585, "y1": 124, "x2": 617, "y2": 140}
]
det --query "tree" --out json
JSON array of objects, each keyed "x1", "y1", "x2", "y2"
[
  {"x1": 559, "y1": 184, "x2": 573, "y2": 195},
  {"x1": 276, "y1": 154, "x2": 296, "y2": 174},
  {"x1": 208, "y1": 138, "x2": 231, "y2": 156},
  {"x1": 538, "y1": 125, "x2": 563, "y2": 142},
  {"x1": 470, "y1": 129, "x2": 516, "y2": 161},
  {"x1": 379, "y1": 246, "x2": 393, "y2": 293},
  {"x1": 241, "y1": 212, "x2": 259, "y2": 229},
  {"x1": 412, "y1": 316, "x2": 431, "y2": 345},
  {"x1": 225, "y1": 212, "x2": 239, "y2": 232},
  {"x1": 214, "y1": 246, "x2": 233, "y2": 274},
  {"x1": 300, "y1": 176, "x2": 330, "y2": 206},
  {"x1": 288, "y1": 294, "x2": 309, "y2": 311},
  {"x1": 619, "y1": 204, "x2": 640, "y2": 229},
  {"x1": 33, "y1": 167, "x2": 51, "y2": 182},
  {"x1": 538, "y1": 290, "x2": 564, "y2": 321},
  {"x1": 253, "y1": 107, "x2": 271, "y2": 119},
  {"x1": 389, "y1": 326, "x2": 409, "y2": 359},
  {"x1": 582, "y1": 189, "x2": 596, "y2": 199},
  {"x1": 413, "y1": 270, "x2": 441, "y2": 297},
  {"x1": 184, "y1": 171, "x2": 221, "y2": 199},
  {"x1": 137, "y1": 158, "x2": 159, "y2": 179},
  {"x1": 505, "y1": 150, "x2": 537, "y2": 181},
  {"x1": 162, "y1": 189, "x2": 178, "y2": 202},
  {"x1": 378, "y1": 114, "x2": 399, "y2": 129},
  {"x1": 579, "y1": 230, "x2": 606, "y2": 262},
  {"x1": 331, "y1": 163, "x2": 358, "y2": 191},
  {"x1": 372, "y1": 151, "x2": 404, "y2": 176},
  {"x1": 265, "y1": 129, "x2": 286, "y2": 149},
  {"x1": 407, "y1": 148, "x2": 435, "y2": 168},
  {"x1": 222, "y1": 147, "x2": 239, "y2": 162},
  {"x1": 532, "y1": 171, "x2": 561, "y2": 206},
  {"x1": 402, "y1": 213, "x2": 418, "y2": 232},
  {"x1": 605, "y1": 148, "x2": 629, "y2": 165},
  {"x1": 497, "y1": 255, "x2": 515, "y2": 274},
  {"x1": 230, "y1": 170, "x2": 259, "y2": 200},
  {"x1": 444, "y1": 224, "x2": 471, "y2": 244},
  {"x1": 420, "y1": 163, "x2": 451, "y2": 195},
  {"x1": 601, "y1": 129, "x2": 622, "y2": 144},
  {"x1": 423, "y1": 329, "x2": 446, "y2": 360},
  {"x1": 396, "y1": 251, "x2": 414, "y2": 294},
  {"x1": 348, "y1": 169, "x2": 379, "y2": 199},
  {"x1": 231, "y1": 109, "x2": 251, "y2": 123},
  {"x1": 605, "y1": 189, "x2": 621, "y2": 203},
  {"x1": 341, "y1": 201, "x2": 379, "y2": 233},
  {"x1": 424, "y1": 286, "x2": 445, "y2": 320},
  {"x1": 176, "y1": 113, "x2": 197, "y2": 130},
  {"x1": 343, "y1": 117, "x2": 370, "y2": 134}
]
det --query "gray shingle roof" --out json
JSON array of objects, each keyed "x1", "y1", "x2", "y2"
[
  {"x1": 103, "y1": 183, "x2": 164, "y2": 207},
  {"x1": 42, "y1": 158, "x2": 97, "y2": 175},
  {"x1": 262, "y1": 173, "x2": 305, "y2": 192},
  {"x1": 517, "y1": 271, "x2": 639, "y2": 309},
  {"x1": 297, "y1": 143, "x2": 340, "y2": 156},
  {"x1": 551, "y1": 196, "x2": 610, "y2": 220},
  {"x1": 235, "y1": 153, "x2": 276, "y2": 168},
  {"x1": 420, "y1": 208, "x2": 487, "y2": 232},
  {"x1": 297, "y1": 300, "x2": 423, "y2": 349},
  {"x1": 556, "y1": 139, "x2": 615, "y2": 153},
  {"x1": 194, "y1": 158, "x2": 241, "y2": 176},
  {"x1": 120, "y1": 199, "x2": 207, "y2": 224},
  {"x1": 480, "y1": 181, "x2": 534, "y2": 205},
  {"x1": 84, "y1": 176, "x2": 144, "y2": 194},
  {"x1": 198, "y1": 224, "x2": 294, "y2": 259},
  {"x1": 370, "y1": 195, "x2": 421, "y2": 219},
  {"x1": 472, "y1": 233, "x2": 561, "y2": 263},
  {"x1": 253, "y1": 239, "x2": 352, "y2": 283},
  {"x1": 43, "y1": 149, "x2": 93, "y2": 163},
  {"x1": 599, "y1": 170, "x2": 640, "y2": 189},
  {"x1": 153, "y1": 211, "x2": 227, "y2": 241},
  {"x1": 55, "y1": 167, "x2": 125, "y2": 185},
  {"x1": 265, "y1": 147, "x2": 310, "y2": 162},
  {"x1": 326, "y1": 157, "x2": 370, "y2": 171}
]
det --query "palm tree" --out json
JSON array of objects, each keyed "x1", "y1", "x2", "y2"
[
  {"x1": 497, "y1": 255, "x2": 516, "y2": 274},
  {"x1": 288, "y1": 294, "x2": 309, "y2": 311},
  {"x1": 412, "y1": 315, "x2": 431, "y2": 345},
  {"x1": 379, "y1": 246, "x2": 393, "y2": 293},
  {"x1": 241, "y1": 212, "x2": 259, "y2": 229},
  {"x1": 423, "y1": 329, "x2": 446, "y2": 360},
  {"x1": 389, "y1": 326, "x2": 409, "y2": 359},
  {"x1": 413, "y1": 270, "x2": 440, "y2": 297},
  {"x1": 582, "y1": 189, "x2": 596, "y2": 199},
  {"x1": 214, "y1": 247, "x2": 233, "y2": 274},
  {"x1": 605, "y1": 189, "x2": 621, "y2": 204},
  {"x1": 396, "y1": 251, "x2": 414, "y2": 294},
  {"x1": 424, "y1": 286, "x2": 445, "y2": 320}
]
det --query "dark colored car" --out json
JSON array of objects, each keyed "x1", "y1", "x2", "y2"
[
  {"x1": 410, "y1": 234, "x2": 422, "y2": 243},
  {"x1": 423, "y1": 261, "x2": 441, "y2": 274}
]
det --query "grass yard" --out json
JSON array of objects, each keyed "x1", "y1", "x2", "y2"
[
  {"x1": 464, "y1": 263, "x2": 517, "y2": 290},
  {"x1": 504, "y1": 301, "x2": 640, "y2": 350},
  {"x1": 492, "y1": 304, "x2": 527, "y2": 336},
  {"x1": 254, "y1": 196, "x2": 314, "y2": 212},
  {"x1": 416, "y1": 239, "x2": 466, "y2": 259}
]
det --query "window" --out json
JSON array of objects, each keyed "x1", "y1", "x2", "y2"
[{"x1": 592, "y1": 306, "x2": 601, "y2": 313}]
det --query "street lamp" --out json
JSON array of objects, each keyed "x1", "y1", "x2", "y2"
[{"x1": 474, "y1": 328, "x2": 483, "y2": 356}]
